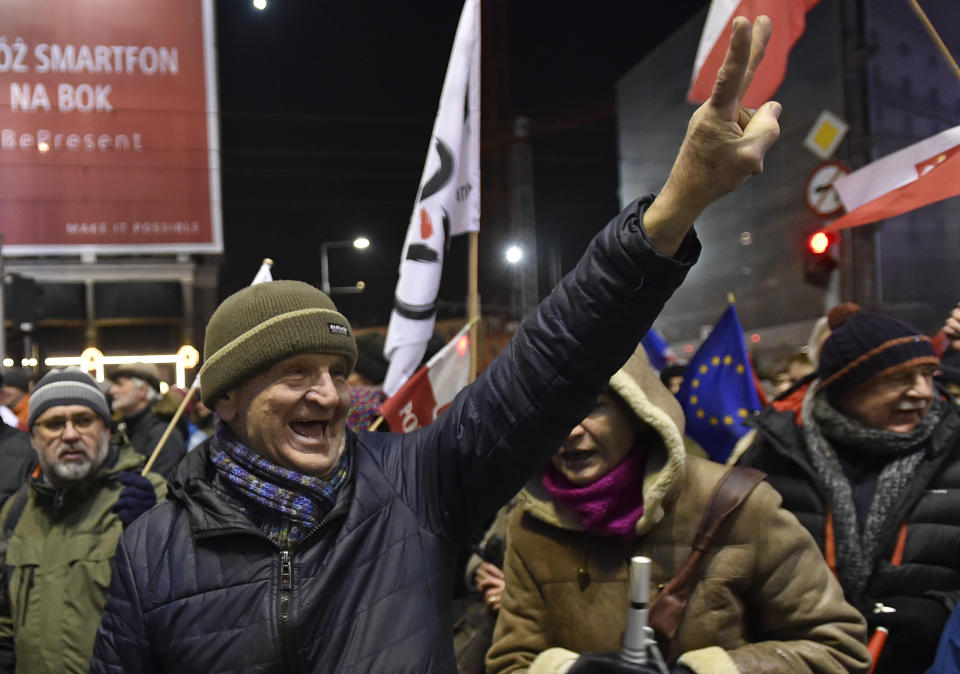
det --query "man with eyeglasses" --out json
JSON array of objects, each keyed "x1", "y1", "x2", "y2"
[
  {"x1": 735, "y1": 303, "x2": 960, "y2": 674},
  {"x1": 0, "y1": 368, "x2": 165, "y2": 673}
]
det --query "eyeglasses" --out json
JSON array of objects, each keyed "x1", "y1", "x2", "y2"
[{"x1": 35, "y1": 413, "x2": 101, "y2": 435}]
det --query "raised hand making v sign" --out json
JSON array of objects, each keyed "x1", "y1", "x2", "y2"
[{"x1": 644, "y1": 16, "x2": 781, "y2": 256}]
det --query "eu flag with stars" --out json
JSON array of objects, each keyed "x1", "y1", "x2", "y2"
[
  {"x1": 641, "y1": 328, "x2": 674, "y2": 371},
  {"x1": 677, "y1": 304, "x2": 761, "y2": 463}
]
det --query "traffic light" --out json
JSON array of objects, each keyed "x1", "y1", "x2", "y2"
[
  {"x1": 4, "y1": 273, "x2": 41, "y2": 326},
  {"x1": 804, "y1": 231, "x2": 839, "y2": 286}
]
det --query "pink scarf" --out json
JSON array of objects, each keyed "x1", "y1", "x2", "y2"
[{"x1": 541, "y1": 445, "x2": 647, "y2": 544}]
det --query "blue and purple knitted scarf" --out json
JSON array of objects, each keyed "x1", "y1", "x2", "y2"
[{"x1": 210, "y1": 422, "x2": 350, "y2": 548}]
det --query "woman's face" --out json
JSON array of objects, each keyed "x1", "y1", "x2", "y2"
[{"x1": 551, "y1": 392, "x2": 638, "y2": 486}]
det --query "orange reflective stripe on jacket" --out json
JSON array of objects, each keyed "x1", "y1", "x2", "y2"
[{"x1": 824, "y1": 509, "x2": 908, "y2": 576}]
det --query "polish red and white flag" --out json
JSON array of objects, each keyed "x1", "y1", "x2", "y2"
[
  {"x1": 688, "y1": 0, "x2": 820, "y2": 109},
  {"x1": 381, "y1": 322, "x2": 473, "y2": 433},
  {"x1": 826, "y1": 125, "x2": 960, "y2": 231}
]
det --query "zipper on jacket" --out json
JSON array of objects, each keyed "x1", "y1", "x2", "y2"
[
  {"x1": 20, "y1": 566, "x2": 35, "y2": 626},
  {"x1": 278, "y1": 549, "x2": 299, "y2": 672}
]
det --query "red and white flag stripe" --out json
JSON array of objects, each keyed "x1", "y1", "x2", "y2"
[
  {"x1": 688, "y1": 0, "x2": 819, "y2": 109},
  {"x1": 826, "y1": 127, "x2": 960, "y2": 232},
  {"x1": 381, "y1": 322, "x2": 473, "y2": 433},
  {"x1": 832, "y1": 124, "x2": 960, "y2": 212}
]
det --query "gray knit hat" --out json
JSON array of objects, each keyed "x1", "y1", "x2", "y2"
[
  {"x1": 28, "y1": 367, "x2": 111, "y2": 429},
  {"x1": 199, "y1": 280, "x2": 358, "y2": 406}
]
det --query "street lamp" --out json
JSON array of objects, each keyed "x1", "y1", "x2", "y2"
[
  {"x1": 320, "y1": 237, "x2": 370, "y2": 295},
  {"x1": 505, "y1": 245, "x2": 523, "y2": 264}
]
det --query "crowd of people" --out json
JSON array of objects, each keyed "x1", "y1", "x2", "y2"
[{"x1": 0, "y1": 14, "x2": 956, "y2": 674}]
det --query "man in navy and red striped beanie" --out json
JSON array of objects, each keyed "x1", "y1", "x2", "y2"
[{"x1": 738, "y1": 303, "x2": 960, "y2": 674}]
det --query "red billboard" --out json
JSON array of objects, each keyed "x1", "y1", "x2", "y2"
[{"x1": 0, "y1": 0, "x2": 222, "y2": 254}]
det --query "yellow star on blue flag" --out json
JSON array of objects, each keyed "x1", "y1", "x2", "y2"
[{"x1": 677, "y1": 304, "x2": 761, "y2": 462}]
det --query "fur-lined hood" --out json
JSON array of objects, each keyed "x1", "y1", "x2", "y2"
[{"x1": 518, "y1": 345, "x2": 689, "y2": 536}]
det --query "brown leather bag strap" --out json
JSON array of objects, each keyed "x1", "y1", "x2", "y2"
[{"x1": 648, "y1": 466, "x2": 766, "y2": 659}]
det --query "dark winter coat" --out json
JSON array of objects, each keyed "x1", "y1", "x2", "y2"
[
  {"x1": 89, "y1": 197, "x2": 700, "y2": 673},
  {"x1": 734, "y1": 392, "x2": 960, "y2": 674},
  {"x1": 118, "y1": 401, "x2": 186, "y2": 478},
  {"x1": 0, "y1": 426, "x2": 35, "y2": 510}
]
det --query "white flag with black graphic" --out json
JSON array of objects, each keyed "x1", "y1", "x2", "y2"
[{"x1": 382, "y1": 0, "x2": 480, "y2": 396}]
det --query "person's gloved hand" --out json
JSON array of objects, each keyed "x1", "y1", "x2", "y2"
[
  {"x1": 867, "y1": 596, "x2": 950, "y2": 671},
  {"x1": 567, "y1": 651, "x2": 693, "y2": 674},
  {"x1": 112, "y1": 472, "x2": 158, "y2": 527}
]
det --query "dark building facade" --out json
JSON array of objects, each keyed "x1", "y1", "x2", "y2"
[{"x1": 616, "y1": 0, "x2": 960, "y2": 354}]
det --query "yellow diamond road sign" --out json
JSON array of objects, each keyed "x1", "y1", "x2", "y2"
[{"x1": 804, "y1": 110, "x2": 849, "y2": 160}]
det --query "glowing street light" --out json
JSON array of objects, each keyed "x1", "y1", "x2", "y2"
[
  {"x1": 321, "y1": 238, "x2": 370, "y2": 295},
  {"x1": 505, "y1": 245, "x2": 523, "y2": 264},
  {"x1": 253, "y1": 0, "x2": 267, "y2": 10}
]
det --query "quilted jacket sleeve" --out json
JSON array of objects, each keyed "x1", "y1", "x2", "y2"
[
  {"x1": 89, "y1": 532, "x2": 157, "y2": 674},
  {"x1": 392, "y1": 196, "x2": 700, "y2": 540}
]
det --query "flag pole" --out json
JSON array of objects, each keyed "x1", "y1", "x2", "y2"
[
  {"x1": 141, "y1": 386, "x2": 196, "y2": 475},
  {"x1": 907, "y1": 0, "x2": 960, "y2": 85},
  {"x1": 141, "y1": 257, "x2": 275, "y2": 476},
  {"x1": 368, "y1": 315, "x2": 482, "y2": 432},
  {"x1": 468, "y1": 230, "x2": 480, "y2": 383}
]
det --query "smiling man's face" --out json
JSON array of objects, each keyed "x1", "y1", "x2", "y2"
[
  {"x1": 837, "y1": 364, "x2": 937, "y2": 434},
  {"x1": 217, "y1": 353, "x2": 351, "y2": 478}
]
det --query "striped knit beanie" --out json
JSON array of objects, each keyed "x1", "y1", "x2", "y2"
[
  {"x1": 199, "y1": 280, "x2": 357, "y2": 406},
  {"x1": 28, "y1": 367, "x2": 111, "y2": 429},
  {"x1": 817, "y1": 303, "x2": 938, "y2": 403}
]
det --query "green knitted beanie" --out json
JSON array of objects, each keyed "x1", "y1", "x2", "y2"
[{"x1": 199, "y1": 280, "x2": 358, "y2": 406}]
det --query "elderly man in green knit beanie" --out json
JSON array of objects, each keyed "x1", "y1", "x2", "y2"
[
  {"x1": 91, "y1": 18, "x2": 787, "y2": 673},
  {"x1": 198, "y1": 280, "x2": 359, "y2": 482}
]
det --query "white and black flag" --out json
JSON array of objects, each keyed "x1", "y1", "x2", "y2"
[{"x1": 383, "y1": 0, "x2": 480, "y2": 396}]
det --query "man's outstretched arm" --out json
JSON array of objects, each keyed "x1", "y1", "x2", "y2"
[{"x1": 405, "y1": 16, "x2": 783, "y2": 537}]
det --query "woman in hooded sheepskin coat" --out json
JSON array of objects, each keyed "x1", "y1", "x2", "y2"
[{"x1": 487, "y1": 347, "x2": 871, "y2": 674}]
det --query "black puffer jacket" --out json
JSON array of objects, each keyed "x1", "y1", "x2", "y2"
[
  {"x1": 119, "y1": 402, "x2": 186, "y2": 478},
  {"x1": 89, "y1": 197, "x2": 701, "y2": 673},
  {"x1": 736, "y1": 396, "x2": 960, "y2": 673},
  {"x1": 0, "y1": 424, "x2": 35, "y2": 510}
]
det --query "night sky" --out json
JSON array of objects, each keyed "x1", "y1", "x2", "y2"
[{"x1": 214, "y1": 1, "x2": 707, "y2": 327}]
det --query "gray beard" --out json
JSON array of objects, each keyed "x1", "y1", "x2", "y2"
[{"x1": 47, "y1": 433, "x2": 110, "y2": 485}]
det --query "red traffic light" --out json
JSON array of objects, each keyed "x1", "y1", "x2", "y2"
[
  {"x1": 804, "y1": 230, "x2": 839, "y2": 287},
  {"x1": 808, "y1": 231, "x2": 831, "y2": 255}
]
